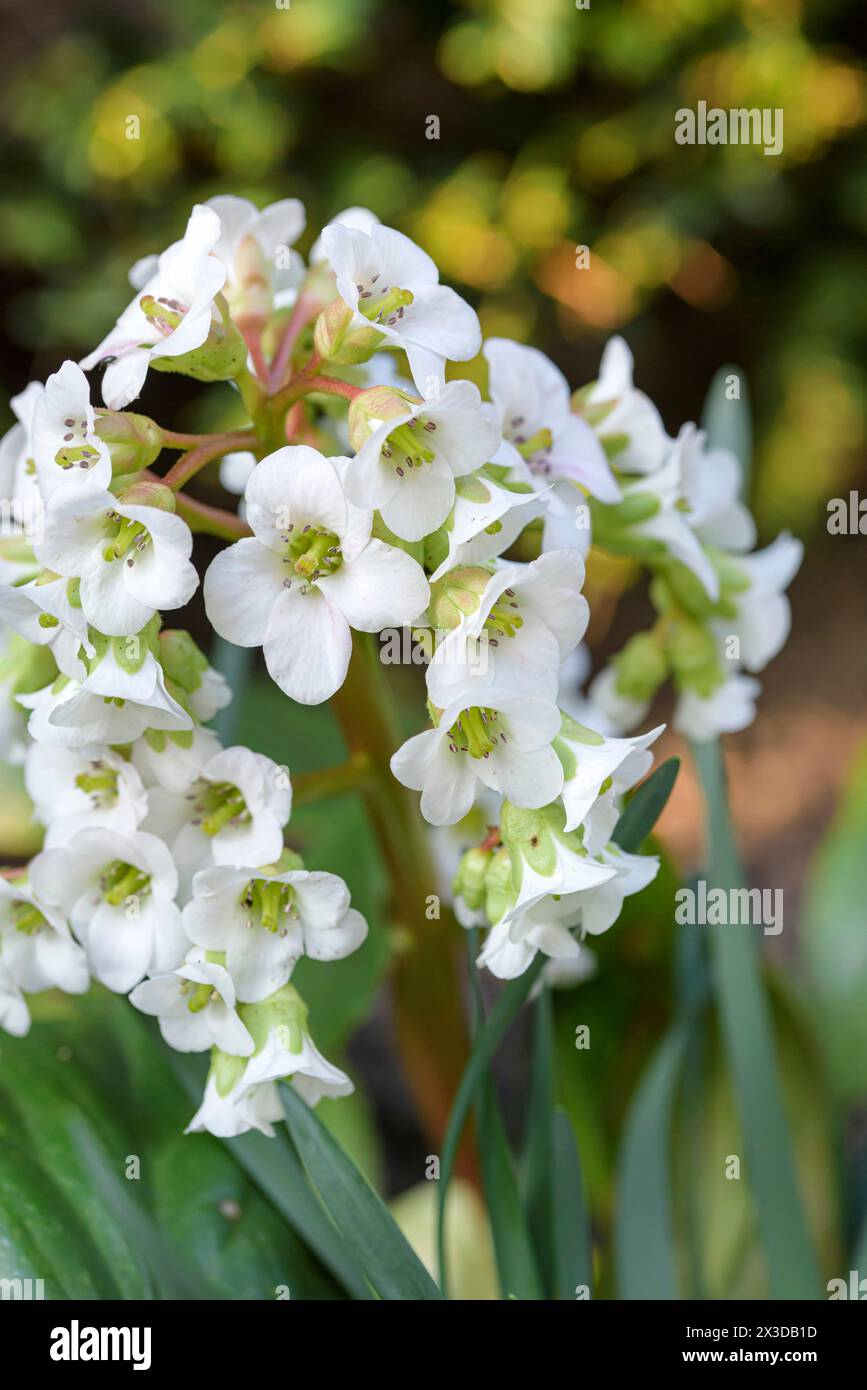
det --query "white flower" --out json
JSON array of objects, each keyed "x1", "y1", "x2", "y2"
[
  {"x1": 25, "y1": 742, "x2": 148, "y2": 846},
  {"x1": 184, "y1": 1067, "x2": 284, "y2": 1139},
  {"x1": 711, "y1": 533, "x2": 802, "y2": 672},
  {"x1": 479, "y1": 842, "x2": 657, "y2": 980},
  {"x1": 129, "y1": 952, "x2": 254, "y2": 1056},
  {"x1": 498, "y1": 802, "x2": 618, "y2": 929},
  {"x1": 0, "y1": 572, "x2": 94, "y2": 679},
  {"x1": 131, "y1": 724, "x2": 222, "y2": 794},
  {"x1": 80, "y1": 205, "x2": 227, "y2": 409},
  {"x1": 187, "y1": 663, "x2": 232, "y2": 723},
  {"x1": 320, "y1": 221, "x2": 481, "y2": 391},
  {"x1": 612, "y1": 453, "x2": 720, "y2": 599},
  {"x1": 19, "y1": 646, "x2": 192, "y2": 749},
  {"x1": 427, "y1": 469, "x2": 547, "y2": 583},
  {"x1": 674, "y1": 672, "x2": 761, "y2": 742},
  {"x1": 484, "y1": 338, "x2": 620, "y2": 503},
  {"x1": 204, "y1": 446, "x2": 429, "y2": 705},
  {"x1": 586, "y1": 665, "x2": 649, "y2": 734},
  {"x1": 310, "y1": 206, "x2": 380, "y2": 264},
  {"x1": 36, "y1": 488, "x2": 198, "y2": 637},
  {"x1": 0, "y1": 858, "x2": 89, "y2": 994},
  {"x1": 0, "y1": 380, "x2": 44, "y2": 559},
  {"x1": 346, "y1": 380, "x2": 500, "y2": 542},
  {"x1": 676, "y1": 424, "x2": 755, "y2": 552},
  {"x1": 239, "y1": 985, "x2": 353, "y2": 1106},
  {"x1": 583, "y1": 336, "x2": 670, "y2": 475},
  {"x1": 552, "y1": 714, "x2": 664, "y2": 837},
  {"x1": 183, "y1": 861, "x2": 367, "y2": 1003},
  {"x1": 44, "y1": 826, "x2": 186, "y2": 993},
  {"x1": 167, "y1": 746, "x2": 293, "y2": 880},
  {"x1": 31, "y1": 361, "x2": 112, "y2": 498},
  {"x1": 391, "y1": 693, "x2": 564, "y2": 827},
  {"x1": 427, "y1": 550, "x2": 589, "y2": 706},
  {"x1": 205, "y1": 194, "x2": 306, "y2": 317},
  {"x1": 0, "y1": 961, "x2": 29, "y2": 1037}
]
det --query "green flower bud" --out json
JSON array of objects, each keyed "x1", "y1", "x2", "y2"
[
  {"x1": 453, "y1": 846, "x2": 493, "y2": 912},
  {"x1": 95, "y1": 411, "x2": 163, "y2": 474},
  {"x1": 347, "y1": 385, "x2": 421, "y2": 452},
  {"x1": 117, "y1": 479, "x2": 176, "y2": 512},
  {"x1": 483, "y1": 846, "x2": 518, "y2": 925},
  {"x1": 428, "y1": 566, "x2": 491, "y2": 631},
  {"x1": 158, "y1": 629, "x2": 208, "y2": 694},
  {"x1": 611, "y1": 631, "x2": 668, "y2": 703},
  {"x1": 313, "y1": 298, "x2": 384, "y2": 365}
]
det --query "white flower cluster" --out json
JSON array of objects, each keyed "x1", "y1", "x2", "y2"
[{"x1": 0, "y1": 193, "x2": 799, "y2": 1130}]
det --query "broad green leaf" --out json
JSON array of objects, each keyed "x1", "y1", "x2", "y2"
[
  {"x1": 523, "y1": 988, "x2": 556, "y2": 1295},
  {"x1": 802, "y1": 739, "x2": 867, "y2": 1100},
  {"x1": 613, "y1": 757, "x2": 679, "y2": 852},
  {"x1": 436, "y1": 955, "x2": 545, "y2": 1295},
  {"x1": 477, "y1": 1084, "x2": 544, "y2": 1300},
  {"x1": 281, "y1": 1085, "x2": 443, "y2": 1300},
  {"x1": 691, "y1": 737, "x2": 820, "y2": 1299},
  {"x1": 616, "y1": 1020, "x2": 689, "y2": 1299},
  {"x1": 553, "y1": 1108, "x2": 592, "y2": 1299}
]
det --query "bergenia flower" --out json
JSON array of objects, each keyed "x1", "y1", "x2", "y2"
[
  {"x1": 345, "y1": 380, "x2": 500, "y2": 542},
  {"x1": 427, "y1": 469, "x2": 547, "y2": 583},
  {"x1": 167, "y1": 746, "x2": 293, "y2": 880},
  {"x1": 36, "y1": 487, "x2": 198, "y2": 637},
  {"x1": 129, "y1": 951, "x2": 254, "y2": 1056},
  {"x1": 0, "y1": 962, "x2": 29, "y2": 1037},
  {"x1": 0, "y1": 380, "x2": 45, "y2": 556},
  {"x1": 19, "y1": 645, "x2": 192, "y2": 749},
  {"x1": 204, "y1": 445, "x2": 429, "y2": 705},
  {"x1": 0, "y1": 857, "x2": 89, "y2": 995},
  {"x1": 427, "y1": 550, "x2": 589, "y2": 706},
  {"x1": 80, "y1": 205, "x2": 228, "y2": 409},
  {"x1": 484, "y1": 338, "x2": 621, "y2": 504},
  {"x1": 205, "y1": 194, "x2": 306, "y2": 321},
  {"x1": 131, "y1": 725, "x2": 223, "y2": 795},
  {"x1": 320, "y1": 221, "x2": 481, "y2": 391},
  {"x1": 0, "y1": 572, "x2": 94, "y2": 679},
  {"x1": 581, "y1": 336, "x2": 670, "y2": 475},
  {"x1": 391, "y1": 692, "x2": 564, "y2": 827},
  {"x1": 25, "y1": 742, "x2": 148, "y2": 846},
  {"x1": 710, "y1": 533, "x2": 802, "y2": 672},
  {"x1": 674, "y1": 672, "x2": 761, "y2": 742},
  {"x1": 183, "y1": 861, "x2": 367, "y2": 1003},
  {"x1": 552, "y1": 715, "x2": 664, "y2": 837},
  {"x1": 676, "y1": 423, "x2": 755, "y2": 553},
  {"x1": 43, "y1": 826, "x2": 186, "y2": 993},
  {"x1": 309, "y1": 206, "x2": 380, "y2": 264},
  {"x1": 31, "y1": 361, "x2": 112, "y2": 498}
]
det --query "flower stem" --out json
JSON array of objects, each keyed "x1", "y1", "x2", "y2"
[
  {"x1": 268, "y1": 292, "x2": 321, "y2": 391},
  {"x1": 162, "y1": 431, "x2": 258, "y2": 492},
  {"x1": 330, "y1": 634, "x2": 476, "y2": 1176},
  {"x1": 173, "y1": 491, "x2": 251, "y2": 541},
  {"x1": 291, "y1": 755, "x2": 375, "y2": 808}
]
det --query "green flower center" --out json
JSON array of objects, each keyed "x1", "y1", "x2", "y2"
[
  {"x1": 381, "y1": 417, "x2": 437, "y2": 478},
  {"x1": 100, "y1": 860, "x2": 151, "y2": 906},
  {"x1": 190, "y1": 780, "x2": 251, "y2": 837},
  {"x1": 445, "y1": 706, "x2": 504, "y2": 759},
  {"x1": 278, "y1": 525, "x2": 343, "y2": 590},
  {"x1": 483, "y1": 588, "x2": 524, "y2": 643},
  {"x1": 240, "y1": 879, "x2": 299, "y2": 934},
  {"x1": 101, "y1": 512, "x2": 151, "y2": 568},
  {"x1": 53, "y1": 414, "x2": 102, "y2": 476},
  {"x1": 75, "y1": 760, "x2": 120, "y2": 808},
  {"x1": 11, "y1": 899, "x2": 48, "y2": 936},
  {"x1": 356, "y1": 282, "x2": 414, "y2": 327}
]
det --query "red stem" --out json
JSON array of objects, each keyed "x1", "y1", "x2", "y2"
[{"x1": 162, "y1": 431, "x2": 257, "y2": 492}]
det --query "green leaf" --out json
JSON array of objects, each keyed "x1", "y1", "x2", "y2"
[
  {"x1": 523, "y1": 988, "x2": 556, "y2": 1295},
  {"x1": 552, "y1": 1108, "x2": 592, "y2": 1300},
  {"x1": 616, "y1": 1020, "x2": 689, "y2": 1299},
  {"x1": 613, "y1": 756, "x2": 680, "y2": 852},
  {"x1": 167, "y1": 1048, "x2": 371, "y2": 1300},
  {"x1": 691, "y1": 737, "x2": 820, "y2": 1299},
  {"x1": 802, "y1": 739, "x2": 867, "y2": 1100},
  {"x1": 436, "y1": 955, "x2": 545, "y2": 1295},
  {"x1": 477, "y1": 1084, "x2": 544, "y2": 1300},
  {"x1": 281, "y1": 1085, "x2": 443, "y2": 1300}
]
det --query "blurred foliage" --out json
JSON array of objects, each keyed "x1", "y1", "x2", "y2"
[{"x1": 1, "y1": 0, "x2": 865, "y2": 537}]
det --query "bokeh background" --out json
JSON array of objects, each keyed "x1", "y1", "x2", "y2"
[{"x1": 2, "y1": 0, "x2": 866, "y2": 1297}]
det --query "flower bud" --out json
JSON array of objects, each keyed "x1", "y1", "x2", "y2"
[
  {"x1": 610, "y1": 632, "x2": 668, "y2": 704},
  {"x1": 452, "y1": 846, "x2": 493, "y2": 912},
  {"x1": 229, "y1": 234, "x2": 272, "y2": 332},
  {"x1": 428, "y1": 566, "x2": 491, "y2": 631},
  {"x1": 158, "y1": 629, "x2": 208, "y2": 694},
  {"x1": 95, "y1": 411, "x2": 163, "y2": 474},
  {"x1": 313, "y1": 298, "x2": 384, "y2": 365},
  {"x1": 151, "y1": 295, "x2": 247, "y2": 385},
  {"x1": 347, "y1": 385, "x2": 419, "y2": 451},
  {"x1": 483, "y1": 846, "x2": 517, "y2": 925},
  {"x1": 117, "y1": 480, "x2": 176, "y2": 513}
]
